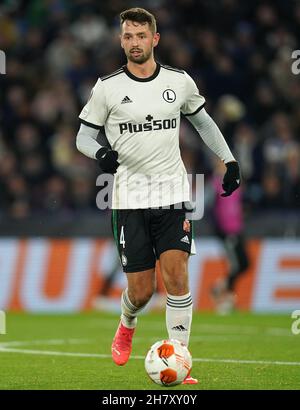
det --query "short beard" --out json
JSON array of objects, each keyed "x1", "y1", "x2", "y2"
[{"x1": 127, "y1": 50, "x2": 152, "y2": 65}]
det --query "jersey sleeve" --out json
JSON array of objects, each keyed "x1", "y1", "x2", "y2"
[
  {"x1": 79, "y1": 78, "x2": 108, "y2": 129},
  {"x1": 181, "y1": 72, "x2": 206, "y2": 116}
]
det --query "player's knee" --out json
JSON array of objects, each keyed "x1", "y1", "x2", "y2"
[
  {"x1": 166, "y1": 279, "x2": 189, "y2": 296},
  {"x1": 161, "y1": 254, "x2": 187, "y2": 274},
  {"x1": 163, "y1": 269, "x2": 189, "y2": 295},
  {"x1": 162, "y1": 269, "x2": 189, "y2": 295}
]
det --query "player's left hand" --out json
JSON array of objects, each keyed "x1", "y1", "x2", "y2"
[{"x1": 221, "y1": 161, "x2": 241, "y2": 197}]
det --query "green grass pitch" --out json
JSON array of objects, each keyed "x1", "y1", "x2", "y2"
[{"x1": 0, "y1": 311, "x2": 299, "y2": 390}]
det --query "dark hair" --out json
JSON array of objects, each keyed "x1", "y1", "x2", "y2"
[{"x1": 119, "y1": 8, "x2": 157, "y2": 34}]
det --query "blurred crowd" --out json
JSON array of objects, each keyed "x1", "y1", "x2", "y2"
[{"x1": 0, "y1": 0, "x2": 300, "y2": 220}]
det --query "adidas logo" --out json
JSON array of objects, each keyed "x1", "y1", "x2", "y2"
[
  {"x1": 121, "y1": 96, "x2": 133, "y2": 104},
  {"x1": 172, "y1": 325, "x2": 188, "y2": 331},
  {"x1": 180, "y1": 235, "x2": 190, "y2": 244}
]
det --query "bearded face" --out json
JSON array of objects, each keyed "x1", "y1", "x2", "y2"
[{"x1": 120, "y1": 20, "x2": 159, "y2": 65}]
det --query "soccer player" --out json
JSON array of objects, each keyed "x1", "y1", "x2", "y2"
[{"x1": 76, "y1": 7, "x2": 240, "y2": 384}]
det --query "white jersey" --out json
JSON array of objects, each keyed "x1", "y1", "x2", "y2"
[{"x1": 79, "y1": 63, "x2": 205, "y2": 209}]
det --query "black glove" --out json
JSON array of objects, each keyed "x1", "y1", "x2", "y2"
[
  {"x1": 96, "y1": 147, "x2": 120, "y2": 174},
  {"x1": 221, "y1": 161, "x2": 241, "y2": 197}
]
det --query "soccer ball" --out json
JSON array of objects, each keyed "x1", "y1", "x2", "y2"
[{"x1": 145, "y1": 339, "x2": 192, "y2": 386}]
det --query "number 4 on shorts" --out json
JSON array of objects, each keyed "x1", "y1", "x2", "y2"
[{"x1": 120, "y1": 226, "x2": 125, "y2": 248}]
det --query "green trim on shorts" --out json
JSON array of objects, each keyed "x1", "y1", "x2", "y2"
[{"x1": 112, "y1": 209, "x2": 118, "y2": 246}]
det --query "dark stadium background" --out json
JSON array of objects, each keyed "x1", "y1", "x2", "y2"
[
  {"x1": 1, "y1": 0, "x2": 299, "y2": 237},
  {"x1": 0, "y1": 0, "x2": 300, "y2": 313}
]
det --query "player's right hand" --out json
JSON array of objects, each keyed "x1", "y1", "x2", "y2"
[{"x1": 96, "y1": 147, "x2": 120, "y2": 174}]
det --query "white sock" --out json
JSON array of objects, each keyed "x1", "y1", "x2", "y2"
[
  {"x1": 120, "y1": 288, "x2": 147, "y2": 329},
  {"x1": 166, "y1": 292, "x2": 193, "y2": 346}
]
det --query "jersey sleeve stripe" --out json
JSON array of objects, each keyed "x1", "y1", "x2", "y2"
[
  {"x1": 183, "y1": 102, "x2": 206, "y2": 117},
  {"x1": 79, "y1": 118, "x2": 102, "y2": 130}
]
